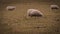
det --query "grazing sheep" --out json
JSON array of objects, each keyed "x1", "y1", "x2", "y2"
[
  {"x1": 6, "y1": 6, "x2": 16, "y2": 11},
  {"x1": 50, "y1": 5, "x2": 59, "y2": 9},
  {"x1": 27, "y1": 9, "x2": 43, "y2": 17}
]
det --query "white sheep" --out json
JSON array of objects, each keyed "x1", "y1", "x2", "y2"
[
  {"x1": 27, "y1": 9, "x2": 43, "y2": 17},
  {"x1": 50, "y1": 5, "x2": 59, "y2": 9},
  {"x1": 6, "y1": 6, "x2": 16, "y2": 11}
]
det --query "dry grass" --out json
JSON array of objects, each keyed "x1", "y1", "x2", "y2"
[{"x1": 0, "y1": 0, "x2": 60, "y2": 34}]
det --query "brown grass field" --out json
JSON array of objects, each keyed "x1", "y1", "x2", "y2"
[{"x1": 0, "y1": 0, "x2": 60, "y2": 34}]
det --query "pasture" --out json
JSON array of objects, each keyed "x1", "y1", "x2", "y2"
[{"x1": 0, "y1": 0, "x2": 60, "y2": 34}]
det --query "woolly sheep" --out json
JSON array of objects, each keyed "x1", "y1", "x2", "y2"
[
  {"x1": 50, "y1": 5, "x2": 59, "y2": 9},
  {"x1": 27, "y1": 9, "x2": 43, "y2": 17},
  {"x1": 6, "y1": 6, "x2": 16, "y2": 11}
]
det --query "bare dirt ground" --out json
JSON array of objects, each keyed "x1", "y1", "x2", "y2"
[{"x1": 0, "y1": 0, "x2": 60, "y2": 34}]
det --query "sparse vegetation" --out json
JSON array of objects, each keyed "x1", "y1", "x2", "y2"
[{"x1": 0, "y1": 0, "x2": 60, "y2": 34}]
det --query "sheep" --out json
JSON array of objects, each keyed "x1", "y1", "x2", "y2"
[
  {"x1": 6, "y1": 6, "x2": 16, "y2": 11},
  {"x1": 27, "y1": 9, "x2": 43, "y2": 17},
  {"x1": 50, "y1": 5, "x2": 59, "y2": 9}
]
